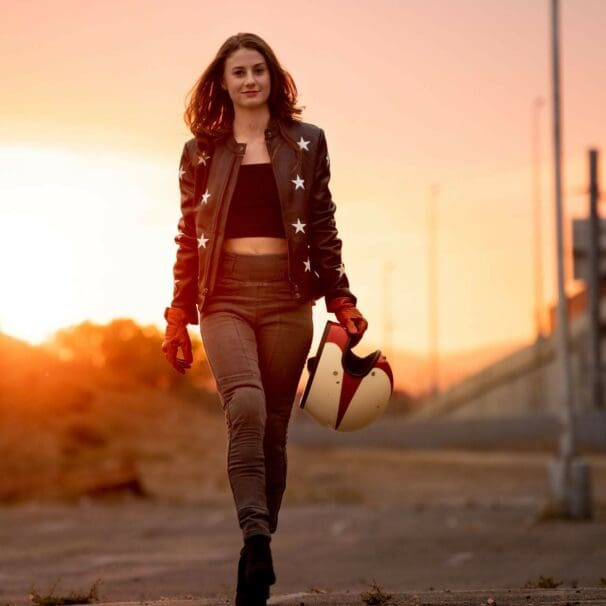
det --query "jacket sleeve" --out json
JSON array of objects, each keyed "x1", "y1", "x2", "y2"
[
  {"x1": 168, "y1": 142, "x2": 199, "y2": 325},
  {"x1": 308, "y1": 128, "x2": 358, "y2": 310}
]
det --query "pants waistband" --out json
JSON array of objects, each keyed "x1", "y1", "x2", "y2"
[{"x1": 218, "y1": 251, "x2": 289, "y2": 281}]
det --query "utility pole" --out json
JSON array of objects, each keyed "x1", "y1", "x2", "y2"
[
  {"x1": 427, "y1": 183, "x2": 439, "y2": 397},
  {"x1": 587, "y1": 149, "x2": 603, "y2": 411},
  {"x1": 547, "y1": 0, "x2": 592, "y2": 519},
  {"x1": 533, "y1": 96, "x2": 546, "y2": 339}
]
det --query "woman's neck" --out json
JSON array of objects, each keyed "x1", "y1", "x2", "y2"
[{"x1": 232, "y1": 107, "x2": 271, "y2": 142}]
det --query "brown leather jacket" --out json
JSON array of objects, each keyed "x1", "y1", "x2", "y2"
[{"x1": 169, "y1": 119, "x2": 357, "y2": 325}]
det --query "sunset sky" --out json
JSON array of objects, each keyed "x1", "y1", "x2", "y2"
[{"x1": 1, "y1": 0, "x2": 605, "y2": 363}]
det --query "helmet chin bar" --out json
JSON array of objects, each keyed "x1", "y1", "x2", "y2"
[{"x1": 299, "y1": 321, "x2": 394, "y2": 432}]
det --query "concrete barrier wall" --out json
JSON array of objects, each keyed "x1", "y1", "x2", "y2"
[{"x1": 410, "y1": 305, "x2": 606, "y2": 421}]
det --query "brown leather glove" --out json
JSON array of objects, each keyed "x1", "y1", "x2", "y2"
[
  {"x1": 327, "y1": 297, "x2": 368, "y2": 346},
  {"x1": 161, "y1": 307, "x2": 193, "y2": 374}
]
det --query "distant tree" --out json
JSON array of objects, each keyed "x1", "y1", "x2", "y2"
[
  {"x1": 48, "y1": 319, "x2": 212, "y2": 391},
  {"x1": 50, "y1": 320, "x2": 106, "y2": 367}
]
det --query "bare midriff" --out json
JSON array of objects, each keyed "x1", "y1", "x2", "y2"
[{"x1": 222, "y1": 237, "x2": 288, "y2": 255}]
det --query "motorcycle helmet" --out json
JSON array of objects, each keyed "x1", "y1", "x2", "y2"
[{"x1": 299, "y1": 320, "x2": 394, "y2": 431}]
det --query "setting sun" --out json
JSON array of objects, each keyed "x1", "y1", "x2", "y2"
[
  {"x1": 0, "y1": 145, "x2": 176, "y2": 344},
  {"x1": 0, "y1": 214, "x2": 76, "y2": 343}
]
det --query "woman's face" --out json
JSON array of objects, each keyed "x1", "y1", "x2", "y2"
[{"x1": 221, "y1": 47, "x2": 271, "y2": 113}]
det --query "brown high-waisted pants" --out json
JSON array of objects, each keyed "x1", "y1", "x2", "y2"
[{"x1": 200, "y1": 251, "x2": 314, "y2": 539}]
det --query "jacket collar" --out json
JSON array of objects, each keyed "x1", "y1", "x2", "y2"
[
  {"x1": 198, "y1": 118, "x2": 290, "y2": 154},
  {"x1": 213, "y1": 116, "x2": 282, "y2": 154}
]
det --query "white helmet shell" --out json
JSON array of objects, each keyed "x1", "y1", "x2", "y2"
[{"x1": 299, "y1": 321, "x2": 394, "y2": 431}]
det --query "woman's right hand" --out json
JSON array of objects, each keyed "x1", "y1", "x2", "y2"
[{"x1": 161, "y1": 307, "x2": 193, "y2": 374}]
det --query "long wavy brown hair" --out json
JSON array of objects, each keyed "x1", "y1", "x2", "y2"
[{"x1": 184, "y1": 33, "x2": 304, "y2": 156}]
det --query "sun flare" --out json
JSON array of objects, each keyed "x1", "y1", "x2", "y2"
[
  {"x1": 0, "y1": 145, "x2": 174, "y2": 345},
  {"x1": 0, "y1": 215, "x2": 77, "y2": 344}
]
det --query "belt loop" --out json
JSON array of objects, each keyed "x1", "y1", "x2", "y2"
[
  {"x1": 227, "y1": 252, "x2": 237, "y2": 277},
  {"x1": 220, "y1": 251, "x2": 234, "y2": 278}
]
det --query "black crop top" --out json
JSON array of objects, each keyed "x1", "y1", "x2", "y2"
[{"x1": 224, "y1": 163, "x2": 286, "y2": 238}]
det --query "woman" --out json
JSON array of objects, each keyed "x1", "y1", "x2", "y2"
[{"x1": 161, "y1": 33, "x2": 368, "y2": 605}]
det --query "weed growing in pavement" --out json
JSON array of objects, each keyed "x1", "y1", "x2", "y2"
[
  {"x1": 361, "y1": 579, "x2": 395, "y2": 606},
  {"x1": 537, "y1": 575, "x2": 563, "y2": 589},
  {"x1": 29, "y1": 579, "x2": 101, "y2": 605},
  {"x1": 523, "y1": 575, "x2": 562, "y2": 589}
]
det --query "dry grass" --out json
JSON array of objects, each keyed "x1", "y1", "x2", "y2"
[
  {"x1": 360, "y1": 579, "x2": 395, "y2": 606},
  {"x1": 523, "y1": 575, "x2": 563, "y2": 589},
  {"x1": 29, "y1": 579, "x2": 101, "y2": 605}
]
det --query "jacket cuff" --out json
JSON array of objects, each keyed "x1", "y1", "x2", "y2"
[
  {"x1": 164, "y1": 305, "x2": 198, "y2": 326},
  {"x1": 326, "y1": 296, "x2": 356, "y2": 313},
  {"x1": 184, "y1": 307, "x2": 199, "y2": 325}
]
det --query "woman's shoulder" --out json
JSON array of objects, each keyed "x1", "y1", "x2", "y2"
[
  {"x1": 286, "y1": 120, "x2": 324, "y2": 139},
  {"x1": 182, "y1": 135, "x2": 214, "y2": 164},
  {"x1": 282, "y1": 121, "x2": 328, "y2": 155}
]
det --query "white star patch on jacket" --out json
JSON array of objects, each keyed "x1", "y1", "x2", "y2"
[
  {"x1": 179, "y1": 166, "x2": 185, "y2": 180},
  {"x1": 198, "y1": 234, "x2": 209, "y2": 248},
  {"x1": 337, "y1": 263, "x2": 345, "y2": 278},
  {"x1": 291, "y1": 218, "x2": 306, "y2": 234},
  {"x1": 292, "y1": 174, "x2": 305, "y2": 190},
  {"x1": 297, "y1": 137, "x2": 310, "y2": 151},
  {"x1": 197, "y1": 151, "x2": 211, "y2": 165},
  {"x1": 201, "y1": 190, "x2": 211, "y2": 205},
  {"x1": 303, "y1": 257, "x2": 311, "y2": 272}
]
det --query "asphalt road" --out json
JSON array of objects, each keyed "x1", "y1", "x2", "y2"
[{"x1": 2, "y1": 452, "x2": 605, "y2": 605}]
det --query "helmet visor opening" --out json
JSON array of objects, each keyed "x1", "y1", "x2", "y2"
[{"x1": 342, "y1": 348, "x2": 382, "y2": 377}]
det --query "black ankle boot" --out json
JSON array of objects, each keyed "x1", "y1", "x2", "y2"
[
  {"x1": 236, "y1": 545, "x2": 269, "y2": 606},
  {"x1": 244, "y1": 534, "x2": 276, "y2": 590},
  {"x1": 235, "y1": 546, "x2": 248, "y2": 606}
]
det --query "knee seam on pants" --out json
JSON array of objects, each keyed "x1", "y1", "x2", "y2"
[{"x1": 225, "y1": 388, "x2": 266, "y2": 430}]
